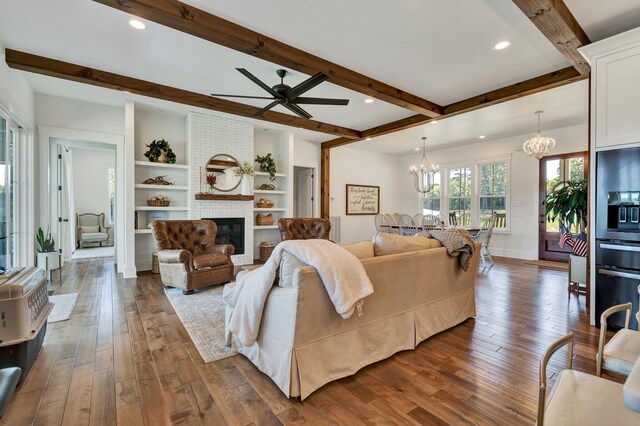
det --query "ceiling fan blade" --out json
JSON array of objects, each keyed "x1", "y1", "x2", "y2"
[
  {"x1": 282, "y1": 102, "x2": 312, "y2": 119},
  {"x1": 210, "y1": 93, "x2": 275, "y2": 100},
  {"x1": 253, "y1": 100, "x2": 281, "y2": 117},
  {"x1": 293, "y1": 97, "x2": 349, "y2": 106},
  {"x1": 236, "y1": 68, "x2": 280, "y2": 98},
  {"x1": 286, "y1": 72, "x2": 329, "y2": 100}
]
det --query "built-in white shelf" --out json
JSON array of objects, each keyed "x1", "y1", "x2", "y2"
[
  {"x1": 254, "y1": 225, "x2": 279, "y2": 230},
  {"x1": 134, "y1": 229, "x2": 152, "y2": 234},
  {"x1": 135, "y1": 184, "x2": 189, "y2": 190},
  {"x1": 254, "y1": 190, "x2": 286, "y2": 194},
  {"x1": 254, "y1": 208, "x2": 287, "y2": 212},
  {"x1": 135, "y1": 206, "x2": 189, "y2": 211},
  {"x1": 255, "y1": 171, "x2": 287, "y2": 178},
  {"x1": 135, "y1": 160, "x2": 190, "y2": 170}
]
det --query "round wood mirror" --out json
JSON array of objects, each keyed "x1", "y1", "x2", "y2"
[{"x1": 206, "y1": 154, "x2": 242, "y2": 192}]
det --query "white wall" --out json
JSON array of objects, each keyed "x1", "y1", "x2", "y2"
[
  {"x1": 72, "y1": 147, "x2": 115, "y2": 226},
  {"x1": 134, "y1": 108, "x2": 187, "y2": 162},
  {"x1": 330, "y1": 147, "x2": 402, "y2": 243},
  {"x1": 0, "y1": 44, "x2": 34, "y2": 126},
  {"x1": 36, "y1": 94, "x2": 124, "y2": 134},
  {"x1": 293, "y1": 138, "x2": 321, "y2": 166},
  {"x1": 396, "y1": 123, "x2": 588, "y2": 259}
]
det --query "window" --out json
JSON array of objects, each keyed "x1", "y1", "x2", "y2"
[
  {"x1": 479, "y1": 162, "x2": 507, "y2": 228},
  {"x1": 417, "y1": 157, "x2": 510, "y2": 232},
  {"x1": 448, "y1": 167, "x2": 471, "y2": 225},
  {"x1": 422, "y1": 171, "x2": 441, "y2": 216},
  {"x1": 0, "y1": 114, "x2": 18, "y2": 268},
  {"x1": 107, "y1": 168, "x2": 116, "y2": 224}
]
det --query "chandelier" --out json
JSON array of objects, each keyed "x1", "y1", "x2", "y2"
[
  {"x1": 523, "y1": 111, "x2": 556, "y2": 159},
  {"x1": 410, "y1": 137, "x2": 439, "y2": 194}
]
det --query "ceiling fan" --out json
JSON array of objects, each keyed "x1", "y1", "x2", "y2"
[{"x1": 210, "y1": 68, "x2": 349, "y2": 119}]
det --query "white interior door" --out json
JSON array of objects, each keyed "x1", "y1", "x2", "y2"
[
  {"x1": 296, "y1": 168, "x2": 314, "y2": 218},
  {"x1": 58, "y1": 147, "x2": 75, "y2": 260}
]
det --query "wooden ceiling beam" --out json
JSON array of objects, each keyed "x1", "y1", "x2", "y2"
[
  {"x1": 92, "y1": 0, "x2": 443, "y2": 118},
  {"x1": 5, "y1": 49, "x2": 361, "y2": 139},
  {"x1": 511, "y1": 0, "x2": 591, "y2": 75},
  {"x1": 322, "y1": 66, "x2": 586, "y2": 149}
]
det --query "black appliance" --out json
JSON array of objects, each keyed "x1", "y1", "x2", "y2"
[{"x1": 595, "y1": 147, "x2": 640, "y2": 329}]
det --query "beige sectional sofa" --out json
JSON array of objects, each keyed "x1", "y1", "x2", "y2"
[{"x1": 224, "y1": 233, "x2": 481, "y2": 400}]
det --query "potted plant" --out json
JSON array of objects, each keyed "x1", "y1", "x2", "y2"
[
  {"x1": 544, "y1": 179, "x2": 588, "y2": 289},
  {"x1": 144, "y1": 139, "x2": 177, "y2": 163},
  {"x1": 255, "y1": 153, "x2": 277, "y2": 181},
  {"x1": 234, "y1": 162, "x2": 255, "y2": 195},
  {"x1": 36, "y1": 227, "x2": 60, "y2": 277}
]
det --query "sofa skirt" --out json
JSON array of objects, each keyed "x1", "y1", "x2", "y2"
[{"x1": 231, "y1": 287, "x2": 476, "y2": 400}]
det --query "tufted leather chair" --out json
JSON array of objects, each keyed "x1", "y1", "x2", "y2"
[
  {"x1": 278, "y1": 218, "x2": 331, "y2": 241},
  {"x1": 151, "y1": 220, "x2": 234, "y2": 294}
]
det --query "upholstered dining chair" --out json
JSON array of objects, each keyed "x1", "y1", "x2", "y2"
[
  {"x1": 596, "y1": 285, "x2": 640, "y2": 377},
  {"x1": 76, "y1": 213, "x2": 110, "y2": 248},
  {"x1": 537, "y1": 332, "x2": 640, "y2": 425},
  {"x1": 278, "y1": 218, "x2": 331, "y2": 241},
  {"x1": 151, "y1": 220, "x2": 234, "y2": 294}
]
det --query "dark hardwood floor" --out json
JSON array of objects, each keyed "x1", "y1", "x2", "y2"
[{"x1": 0, "y1": 256, "x2": 617, "y2": 425}]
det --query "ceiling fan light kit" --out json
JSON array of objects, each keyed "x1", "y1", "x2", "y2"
[
  {"x1": 210, "y1": 68, "x2": 350, "y2": 119},
  {"x1": 523, "y1": 110, "x2": 556, "y2": 160}
]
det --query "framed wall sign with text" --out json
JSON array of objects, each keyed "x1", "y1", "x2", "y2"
[{"x1": 346, "y1": 184, "x2": 380, "y2": 215}]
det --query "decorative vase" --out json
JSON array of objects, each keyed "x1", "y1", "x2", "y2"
[
  {"x1": 241, "y1": 176, "x2": 252, "y2": 195},
  {"x1": 157, "y1": 149, "x2": 169, "y2": 163},
  {"x1": 207, "y1": 184, "x2": 215, "y2": 194}
]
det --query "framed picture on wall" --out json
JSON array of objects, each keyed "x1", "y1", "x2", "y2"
[{"x1": 346, "y1": 184, "x2": 380, "y2": 215}]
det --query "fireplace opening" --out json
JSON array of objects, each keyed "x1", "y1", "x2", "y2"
[{"x1": 204, "y1": 217, "x2": 245, "y2": 255}]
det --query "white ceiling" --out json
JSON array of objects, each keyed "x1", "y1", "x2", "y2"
[
  {"x1": 0, "y1": 0, "x2": 637, "y2": 152},
  {"x1": 351, "y1": 79, "x2": 589, "y2": 155}
]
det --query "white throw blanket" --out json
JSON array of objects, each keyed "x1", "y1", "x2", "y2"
[{"x1": 224, "y1": 239, "x2": 374, "y2": 346}]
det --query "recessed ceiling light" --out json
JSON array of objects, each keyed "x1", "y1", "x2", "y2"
[
  {"x1": 479, "y1": 135, "x2": 486, "y2": 139},
  {"x1": 414, "y1": 147, "x2": 420, "y2": 151},
  {"x1": 123, "y1": 90, "x2": 130, "y2": 94},
  {"x1": 494, "y1": 41, "x2": 510, "y2": 50},
  {"x1": 365, "y1": 137, "x2": 372, "y2": 141},
  {"x1": 364, "y1": 98, "x2": 374, "y2": 104},
  {"x1": 431, "y1": 120, "x2": 438, "y2": 124},
  {"x1": 129, "y1": 19, "x2": 146, "y2": 30}
]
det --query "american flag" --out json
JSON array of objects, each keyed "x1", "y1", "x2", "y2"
[
  {"x1": 559, "y1": 225, "x2": 574, "y2": 249},
  {"x1": 572, "y1": 232, "x2": 588, "y2": 257}
]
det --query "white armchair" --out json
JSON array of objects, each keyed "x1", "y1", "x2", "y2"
[{"x1": 77, "y1": 213, "x2": 111, "y2": 248}]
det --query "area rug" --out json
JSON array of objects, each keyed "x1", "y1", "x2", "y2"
[
  {"x1": 48, "y1": 293, "x2": 79, "y2": 323},
  {"x1": 164, "y1": 285, "x2": 236, "y2": 362},
  {"x1": 524, "y1": 260, "x2": 568, "y2": 271},
  {"x1": 72, "y1": 246, "x2": 115, "y2": 260}
]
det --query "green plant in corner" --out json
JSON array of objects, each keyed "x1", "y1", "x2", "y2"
[
  {"x1": 545, "y1": 178, "x2": 588, "y2": 233},
  {"x1": 143, "y1": 139, "x2": 177, "y2": 163},
  {"x1": 255, "y1": 153, "x2": 277, "y2": 181},
  {"x1": 36, "y1": 227, "x2": 56, "y2": 253}
]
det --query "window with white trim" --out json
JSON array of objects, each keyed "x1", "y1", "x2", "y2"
[
  {"x1": 448, "y1": 167, "x2": 472, "y2": 226},
  {"x1": 422, "y1": 171, "x2": 441, "y2": 216},
  {"x1": 479, "y1": 162, "x2": 507, "y2": 229}
]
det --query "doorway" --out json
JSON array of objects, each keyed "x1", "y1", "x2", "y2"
[
  {"x1": 538, "y1": 151, "x2": 588, "y2": 261},
  {"x1": 293, "y1": 166, "x2": 316, "y2": 217},
  {"x1": 51, "y1": 139, "x2": 117, "y2": 262}
]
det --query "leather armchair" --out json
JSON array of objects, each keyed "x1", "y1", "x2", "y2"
[
  {"x1": 278, "y1": 218, "x2": 331, "y2": 241},
  {"x1": 151, "y1": 220, "x2": 234, "y2": 294}
]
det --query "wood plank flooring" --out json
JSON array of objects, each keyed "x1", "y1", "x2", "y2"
[{"x1": 0, "y1": 257, "x2": 617, "y2": 425}]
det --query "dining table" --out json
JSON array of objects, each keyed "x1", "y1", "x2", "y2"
[{"x1": 385, "y1": 225, "x2": 481, "y2": 236}]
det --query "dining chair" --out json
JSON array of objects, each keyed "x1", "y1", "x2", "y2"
[
  {"x1": 448, "y1": 212, "x2": 458, "y2": 226},
  {"x1": 392, "y1": 213, "x2": 402, "y2": 223},
  {"x1": 384, "y1": 213, "x2": 400, "y2": 234},
  {"x1": 412, "y1": 213, "x2": 423, "y2": 226},
  {"x1": 495, "y1": 212, "x2": 507, "y2": 228},
  {"x1": 374, "y1": 213, "x2": 390, "y2": 233},
  {"x1": 460, "y1": 213, "x2": 471, "y2": 227},
  {"x1": 473, "y1": 213, "x2": 496, "y2": 267},
  {"x1": 398, "y1": 214, "x2": 417, "y2": 235},
  {"x1": 596, "y1": 285, "x2": 640, "y2": 378},
  {"x1": 422, "y1": 214, "x2": 437, "y2": 230}
]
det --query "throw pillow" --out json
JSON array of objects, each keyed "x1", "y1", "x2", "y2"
[
  {"x1": 340, "y1": 240, "x2": 374, "y2": 259},
  {"x1": 81, "y1": 225, "x2": 100, "y2": 233},
  {"x1": 372, "y1": 232, "x2": 441, "y2": 256}
]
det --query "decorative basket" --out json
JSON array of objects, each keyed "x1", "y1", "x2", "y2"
[
  {"x1": 147, "y1": 199, "x2": 170, "y2": 207},
  {"x1": 256, "y1": 199, "x2": 274, "y2": 208},
  {"x1": 256, "y1": 213, "x2": 274, "y2": 226},
  {"x1": 151, "y1": 252, "x2": 160, "y2": 274},
  {"x1": 259, "y1": 242, "x2": 276, "y2": 263},
  {"x1": 258, "y1": 183, "x2": 276, "y2": 191}
]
